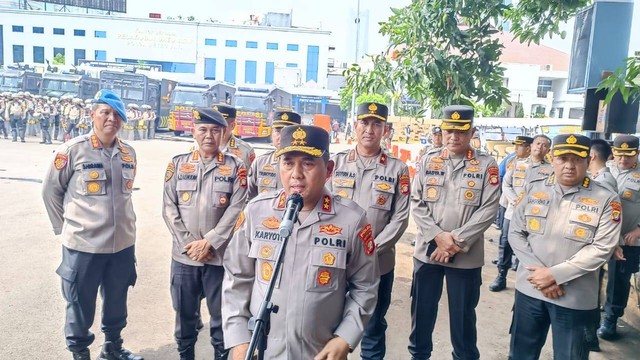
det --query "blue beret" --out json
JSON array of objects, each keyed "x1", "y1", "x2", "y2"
[{"x1": 93, "y1": 89, "x2": 127, "y2": 123}]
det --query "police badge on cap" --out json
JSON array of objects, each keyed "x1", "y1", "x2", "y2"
[
  {"x1": 212, "y1": 104, "x2": 237, "y2": 119},
  {"x1": 441, "y1": 105, "x2": 474, "y2": 131},
  {"x1": 552, "y1": 134, "x2": 591, "y2": 158},
  {"x1": 193, "y1": 107, "x2": 228, "y2": 127},
  {"x1": 275, "y1": 125, "x2": 330, "y2": 158},
  {"x1": 512, "y1": 136, "x2": 534, "y2": 146},
  {"x1": 612, "y1": 135, "x2": 639, "y2": 156}
]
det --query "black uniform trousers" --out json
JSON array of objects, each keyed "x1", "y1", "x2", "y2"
[
  {"x1": 360, "y1": 270, "x2": 394, "y2": 360},
  {"x1": 57, "y1": 245, "x2": 137, "y2": 353},
  {"x1": 497, "y1": 218, "x2": 513, "y2": 271},
  {"x1": 170, "y1": 260, "x2": 226, "y2": 353},
  {"x1": 604, "y1": 245, "x2": 640, "y2": 318},
  {"x1": 10, "y1": 115, "x2": 25, "y2": 141},
  {"x1": 409, "y1": 258, "x2": 482, "y2": 360},
  {"x1": 509, "y1": 291, "x2": 589, "y2": 360}
]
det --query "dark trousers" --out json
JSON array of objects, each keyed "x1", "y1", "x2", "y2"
[
  {"x1": 361, "y1": 270, "x2": 394, "y2": 360},
  {"x1": 509, "y1": 291, "x2": 589, "y2": 360},
  {"x1": 65, "y1": 122, "x2": 78, "y2": 139},
  {"x1": 409, "y1": 259, "x2": 482, "y2": 360},
  {"x1": 495, "y1": 205, "x2": 505, "y2": 229},
  {"x1": 57, "y1": 246, "x2": 137, "y2": 353},
  {"x1": 604, "y1": 245, "x2": 640, "y2": 318},
  {"x1": 0, "y1": 120, "x2": 7, "y2": 138},
  {"x1": 40, "y1": 117, "x2": 52, "y2": 143},
  {"x1": 498, "y1": 218, "x2": 513, "y2": 271},
  {"x1": 54, "y1": 114, "x2": 61, "y2": 140},
  {"x1": 170, "y1": 260, "x2": 226, "y2": 353},
  {"x1": 10, "y1": 116, "x2": 25, "y2": 141}
]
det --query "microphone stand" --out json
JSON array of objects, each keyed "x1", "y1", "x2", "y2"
[{"x1": 245, "y1": 227, "x2": 291, "y2": 360}]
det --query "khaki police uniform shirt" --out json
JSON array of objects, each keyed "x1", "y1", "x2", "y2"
[
  {"x1": 503, "y1": 157, "x2": 552, "y2": 220},
  {"x1": 9, "y1": 101, "x2": 23, "y2": 117},
  {"x1": 42, "y1": 134, "x2": 137, "y2": 254},
  {"x1": 327, "y1": 149, "x2": 410, "y2": 275},
  {"x1": 509, "y1": 176, "x2": 621, "y2": 310},
  {"x1": 411, "y1": 147, "x2": 501, "y2": 269},
  {"x1": 247, "y1": 150, "x2": 280, "y2": 200},
  {"x1": 223, "y1": 135, "x2": 256, "y2": 169},
  {"x1": 611, "y1": 164, "x2": 640, "y2": 245},
  {"x1": 591, "y1": 167, "x2": 618, "y2": 194},
  {"x1": 222, "y1": 189, "x2": 379, "y2": 359},
  {"x1": 163, "y1": 151, "x2": 247, "y2": 266}
]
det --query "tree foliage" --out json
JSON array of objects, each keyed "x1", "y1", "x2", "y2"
[
  {"x1": 343, "y1": 0, "x2": 589, "y2": 113},
  {"x1": 52, "y1": 53, "x2": 65, "y2": 65},
  {"x1": 597, "y1": 57, "x2": 640, "y2": 104}
]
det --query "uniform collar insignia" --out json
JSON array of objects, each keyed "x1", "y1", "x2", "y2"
[
  {"x1": 347, "y1": 149, "x2": 356, "y2": 162},
  {"x1": 275, "y1": 191, "x2": 287, "y2": 209},
  {"x1": 546, "y1": 174, "x2": 556, "y2": 185},
  {"x1": 90, "y1": 135, "x2": 102, "y2": 149},
  {"x1": 191, "y1": 151, "x2": 199, "y2": 162},
  {"x1": 217, "y1": 152, "x2": 225, "y2": 164},
  {"x1": 582, "y1": 177, "x2": 591, "y2": 189},
  {"x1": 466, "y1": 149, "x2": 475, "y2": 160},
  {"x1": 379, "y1": 152, "x2": 387, "y2": 166},
  {"x1": 321, "y1": 194, "x2": 333, "y2": 213},
  {"x1": 229, "y1": 137, "x2": 237, "y2": 148}
]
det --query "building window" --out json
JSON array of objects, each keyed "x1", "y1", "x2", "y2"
[
  {"x1": 266, "y1": 43, "x2": 278, "y2": 50},
  {"x1": 205, "y1": 58, "x2": 216, "y2": 80},
  {"x1": 74, "y1": 29, "x2": 86, "y2": 37},
  {"x1": 94, "y1": 31, "x2": 107, "y2": 38},
  {"x1": 115, "y1": 58, "x2": 195, "y2": 73},
  {"x1": 53, "y1": 28, "x2": 65, "y2": 35},
  {"x1": 245, "y1": 60, "x2": 257, "y2": 84},
  {"x1": 33, "y1": 46, "x2": 45, "y2": 63},
  {"x1": 224, "y1": 59, "x2": 237, "y2": 84},
  {"x1": 225, "y1": 40, "x2": 238, "y2": 48},
  {"x1": 246, "y1": 41, "x2": 258, "y2": 49},
  {"x1": 286, "y1": 63, "x2": 298, "y2": 68},
  {"x1": 205, "y1": 38, "x2": 217, "y2": 46},
  {"x1": 95, "y1": 50, "x2": 107, "y2": 61},
  {"x1": 265, "y1": 62, "x2": 275, "y2": 84},
  {"x1": 569, "y1": 107, "x2": 584, "y2": 119},
  {"x1": 53, "y1": 48, "x2": 66, "y2": 64},
  {"x1": 33, "y1": 27, "x2": 44, "y2": 34},
  {"x1": 13, "y1": 45, "x2": 24, "y2": 63},
  {"x1": 74, "y1": 49, "x2": 86, "y2": 65},
  {"x1": 537, "y1": 79, "x2": 553, "y2": 98},
  {"x1": 12, "y1": 25, "x2": 23, "y2": 33},
  {"x1": 306, "y1": 45, "x2": 319, "y2": 83},
  {"x1": 287, "y1": 44, "x2": 299, "y2": 51}
]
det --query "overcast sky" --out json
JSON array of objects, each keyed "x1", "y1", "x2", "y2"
[{"x1": 127, "y1": 0, "x2": 640, "y2": 59}]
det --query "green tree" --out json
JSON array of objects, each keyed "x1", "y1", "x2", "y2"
[
  {"x1": 598, "y1": 57, "x2": 640, "y2": 104},
  {"x1": 53, "y1": 53, "x2": 65, "y2": 65},
  {"x1": 346, "y1": 0, "x2": 589, "y2": 113}
]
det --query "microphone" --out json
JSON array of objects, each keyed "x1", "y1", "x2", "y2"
[{"x1": 279, "y1": 193, "x2": 304, "y2": 238}]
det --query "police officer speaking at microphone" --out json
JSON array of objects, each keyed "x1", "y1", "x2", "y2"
[
  {"x1": 328, "y1": 102, "x2": 410, "y2": 360},
  {"x1": 222, "y1": 125, "x2": 380, "y2": 360},
  {"x1": 42, "y1": 89, "x2": 142, "y2": 360},
  {"x1": 163, "y1": 107, "x2": 248, "y2": 360},
  {"x1": 410, "y1": 105, "x2": 500, "y2": 360},
  {"x1": 247, "y1": 110, "x2": 301, "y2": 199},
  {"x1": 508, "y1": 134, "x2": 621, "y2": 360}
]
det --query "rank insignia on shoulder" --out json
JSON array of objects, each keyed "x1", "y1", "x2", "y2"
[{"x1": 54, "y1": 153, "x2": 68, "y2": 170}]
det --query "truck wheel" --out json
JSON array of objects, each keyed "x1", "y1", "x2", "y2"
[{"x1": 174, "y1": 131, "x2": 184, "y2": 136}]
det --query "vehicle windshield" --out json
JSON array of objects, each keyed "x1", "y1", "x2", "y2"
[
  {"x1": 171, "y1": 90, "x2": 207, "y2": 106},
  {"x1": 118, "y1": 87, "x2": 144, "y2": 102},
  {"x1": 235, "y1": 95, "x2": 266, "y2": 112},
  {"x1": 43, "y1": 79, "x2": 79, "y2": 92},
  {"x1": 1, "y1": 76, "x2": 19, "y2": 88}
]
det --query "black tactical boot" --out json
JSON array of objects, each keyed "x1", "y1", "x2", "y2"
[
  {"x1": 98, "y1": 339, "x2": 144, "y2": 360},
  {"x1": 597, "y1": 315, "x2": 618, "y2": 340},
  {"x1": 71, "y1": 349, "x2": 90, "y2": 360},
  {"x1": 179, "y1": 347, "x2": 195, "y2": 360},
  {"x1": 488, "y1": 269, "x2": 508, "y2": 292}
]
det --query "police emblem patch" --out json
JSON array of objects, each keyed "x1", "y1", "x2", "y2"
[
  {"x1": 180, "y1": 163, "x2": 196, "y2": 174},
  {"x1": 260, "y1": 245, "x2": 273, "y2": 259},
  {"x1": 377, "y1": 195, "x2": 387, "y2": 206},
  {"x1": 358, "y1": 224, "x2": 375, "y2": 256},
  {"x1": 87, "y1": 182, "x2": 100, "y2": 193},
  {"x1": 317, "y1": 270, "x2": 332, "y2": 286},
  {"x1": 54, "y1": 153, "x2": 68, "y2": 170},
  {"x1": 400, "y1": 174, "x2": 410, "y2": 195},
  {"x1": 261, "y1": 262, "x2": 273, "y2": 281},
  {"x1": 426, "y1": 187, "x2": 438, "y2": 199},
  {"x1": 319, "y1": 224, "x2": 343, "y2": 235},
  {"x1": 261, "y1": 216, "x2": 280, "y2": 229},
  {"x1": 181, "y1": 192, "x2": 191, "y2": 202},
  {"x1": 376, "y1": 183, "x2": 391, "y2": 191},
  {"x1": 488, "y1": 166, "x2": 499, "y2": 186},
  {"x1": 464, "y1": 190, "x2": 475, "y2": 200},
  {"x1": 89, "y1": 170, "x2": 100, "y2": 179},
  {"x1": 233, "y1": 212, "x2": 245, "y2": 232},
  {"x1": 323, "y1": 252, "x2": 336, "y2": 266},
  {"x1": 528, "y1": 218, "x2": 541, "y2": 231},
  {"x1": 165, "y1": 163, "x2": 175, "y2": 182}
]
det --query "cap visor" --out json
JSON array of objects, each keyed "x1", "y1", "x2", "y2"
[
  {"x1": 441, "y1": 123, "x2": 471, "y2": 131},
  {"x1": 357, "y1": 114, "x2": 387, "y2": 122},
  {"x1": 612, "y1": 149, "x2": 638, "y2": 156}
]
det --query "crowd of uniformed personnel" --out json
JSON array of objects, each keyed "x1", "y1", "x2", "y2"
[
  {"x1": 39, "y1": 87, "x2": 640, "y2": 360},
  {"x1": 0, "y1": 91, "x2": 155, "y2": 144}
]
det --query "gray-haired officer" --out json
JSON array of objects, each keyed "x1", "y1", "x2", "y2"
[
  {"x1": 489, "y1": 135, "x2": 534, "y2": 292},
  {"x1": 509, "y1": 134, "x2": 621, "y2": 359},
  {"x1": 598, "y1": 135, "x2": 640, "y2": 340},
  {"x1": 42, "y1": 89, "x2": 142, "y2": 360},
  {"x1": 163, "y1": 107, "x2": 248, "y2": 360},
  {"x1": 222, "y1": 125, "x2": 380, "y2": 360},
  {"x1": 328, "y1": 102, "x2": 410, "y2": 360},
  {"x1": 215, "y1": 104, "x2": 256, "y2": 168},
  {"x1": 247, "y1": 111, "x2": 301, "y2": 199},
  {"x1": 410, "y1": 105, "x2": 500, "y2": 360}
]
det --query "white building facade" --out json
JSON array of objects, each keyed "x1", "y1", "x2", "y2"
[{"x1": 0, "y1": 9, "x2": 331, "y2": 88}]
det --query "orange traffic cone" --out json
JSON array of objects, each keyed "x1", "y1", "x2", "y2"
[
  {"x1": 347, "y1": 138, "x2": 352, "y2": 145},
  {"x1": 335, "y1": 137, "x2": 340, "y2": 144}
]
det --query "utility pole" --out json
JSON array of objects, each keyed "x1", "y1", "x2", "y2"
[{"x1": 350, "y1": 0, "x2": 361, "y2": 125}]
